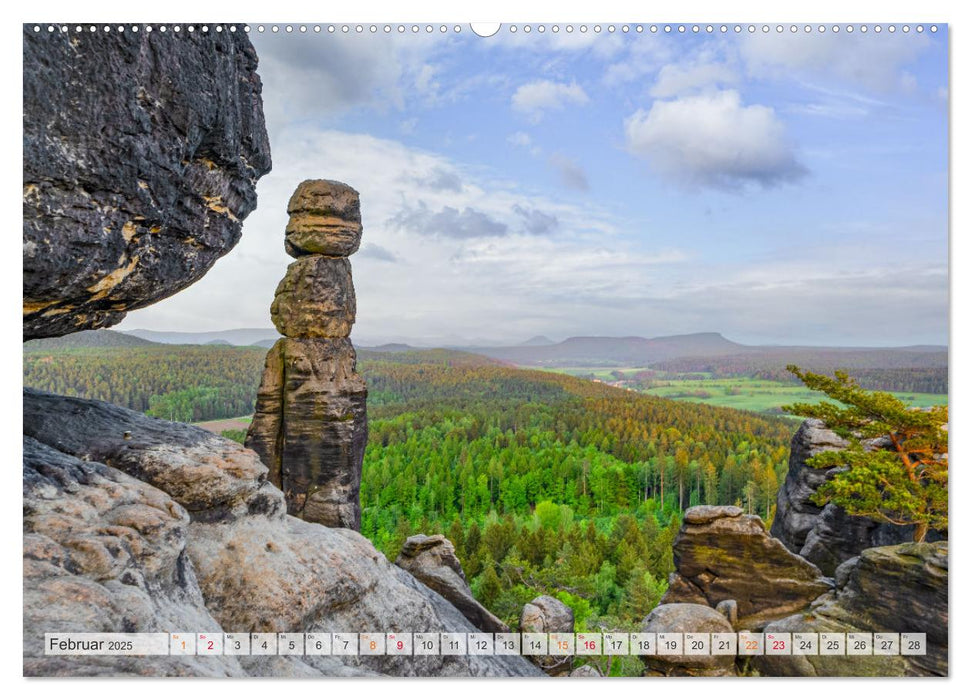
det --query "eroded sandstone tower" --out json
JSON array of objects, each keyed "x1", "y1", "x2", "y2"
[{"x1": 246, "y1": 180, "x2": 368, "y2": 529}]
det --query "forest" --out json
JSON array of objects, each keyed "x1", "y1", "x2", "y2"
[{"x1": 358, "y1": 351, "x2": 793, "y2": 632}]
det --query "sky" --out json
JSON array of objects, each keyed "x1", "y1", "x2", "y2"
[{"x1": 117, "y1": 24, "x2": 949, "y2": 347}]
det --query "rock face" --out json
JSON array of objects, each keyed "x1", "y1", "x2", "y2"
[
  {"x1": 755, "y1": 542, "x2": 947, "y2": 677},
  {"x1": 395, "y1": 535, "x2": 510, "y2": 634},
  {"x1": 640, "y1": 604, "x2": 736, "y2": 677},
  {"x1": 246, "y1": 180, "x2": 368, "y2": 529},
  {"x1": 520, "y1": 595, "x2": 574, "y2": 675},
  {"x1": 23, "y1": 390, "x2": 542, "y2": 678},
  {"x1": 23, "y1": 27, "x2": 271, "y2": 340},
  {"x1": 660, "y1": 506, "x2": 832, "y2": 630},
  {"x1": 771, "y1": 419, "x2": 931, "y2": 575}
]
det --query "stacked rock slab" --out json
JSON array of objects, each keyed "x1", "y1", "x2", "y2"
[
  {"x1": 659, "y1": 505, "x2": 832, "y2": 630},
  {"x1": 246, "y1": 180, "x2": 368, "y2": 530}
]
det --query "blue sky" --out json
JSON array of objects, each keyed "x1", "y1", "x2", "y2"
[{"x1": 119, "y1": 25, "x2": 949, "y2": 346}]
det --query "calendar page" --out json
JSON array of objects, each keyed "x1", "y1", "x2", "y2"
[{"x1": 22, "y1": 13, "x2": 949, "y2": 682}]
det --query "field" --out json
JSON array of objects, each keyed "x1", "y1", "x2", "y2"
[
  {"x1": 542, "y1": 368, "x2": 947, "y2": 415},
  {"x1": 193, "y1": 416, "x2": 252, "y2": 433}
]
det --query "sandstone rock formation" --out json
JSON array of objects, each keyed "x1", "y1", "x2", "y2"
[
  {"x1": 23, "y1": 26, "x2": 271, "y2": 340},
  {"x1": 246, "y1": 180, "x2": 368, "y2": 529},
  {"x1": 660, "y1": 506, "x2": 832, "y2": 629},
  {"x1": 754, "y1": 542, "x2": 947, "y2": 677},
  {"x1": 640, "y1": 604, "x2": 736, "y2": 677},
  {"x1": 23, "y1": 389, "x2": 542, "y2": 678},
  {"x1": 520, "y1": 595, "x2": 574, "y2": 675},
  {"x1": 395, "y1": 534, "x2": 510, "y2": 633},
  {"x1": 771, "y1": 419, "x2": 934, "y2": 575}
]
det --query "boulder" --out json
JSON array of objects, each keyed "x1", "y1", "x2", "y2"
[
  {"x1": 754, "y1": 542, "x2": 947, "y2": 677},
  {"x1": 395, "y1": 534, "x2": 509, "y2": 633},
  {"x1": 520, "y1": 595, "x2": 574, "y2": 675},
  {"x1": 771, "y1": 419, "x2": 934, "y2": 575},
  {"x1": 660, "y1": 505, "x2": 832, "y2": 629},
  {"x1": 23, "y1": 26, "x2": 271, "y2": 340},
  {"x1": 23, "y1": 388, "x2": 278, "y2": 520},
  {"x1": 245, "y1": 338, "x2": 368, "y2": 528},
  {"x1": 270, "y1": 255, "x2": 356, "y2": 339},
  {"x1": 23, "y1": 436, "x2": 246, "y2": 677},
  {"x1": 285, "y1": 179, "x2": 363, "y2": 258},
  {"x1": 640, "y1": 604, "x2": 736, "y2": 677},
  {"x1": 23, "y1": 400, "x2": 542, "y2": 678}
]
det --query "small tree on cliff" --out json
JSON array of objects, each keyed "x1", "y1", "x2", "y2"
[{"x1": 783, "y1": 366, "x2": 947, "y2": 542}]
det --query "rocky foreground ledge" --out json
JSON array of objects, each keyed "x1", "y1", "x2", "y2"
[
  {"x1": 657, "y1": 504, "x2": 947, "y2": 677},
  {"x1": 23, "y1": 389, "x2": 541, "y2": 678}
]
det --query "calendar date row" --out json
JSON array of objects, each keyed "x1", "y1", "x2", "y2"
[{"x1": 45, "y1": 631, "x2": 927, "y2": 657}]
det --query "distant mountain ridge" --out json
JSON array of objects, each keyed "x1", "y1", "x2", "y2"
[
  {"x1": 23, "y1": 329, "x2": 160, "y2": 351},
  {"x1": 121, "y1": 328, "x2": 278, "y2": 346},
  {"x1": 466, "y1": 332, "x2": 749, "y2": 366}
]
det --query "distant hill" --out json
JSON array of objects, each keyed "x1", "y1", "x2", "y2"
[
  {"x1": 468, "y1": 332, "x2": 747, "y2": 366},
  {"x1": 358, "y1": 347, "x2": 507, "y2": 367},
  {"x1": 363, "y1": 343, "x2": 416, "y2": 353},
  {"x1": 252, "y1": 338, "x2": 280, "y2": 349},
  {"x1": 205, "y1": 339, "x2": 231, "y2": 346},
  {"x1": 23, "y1": 329, "x2": 159, "y2": 352},
  {"x1": 466, "y1": 332, "x2": 948, "y2": 371},
  {"x1": 518, "y1": 335, "x2": 555, "y2": 346},
  {"x1": 122, "y1": 328, "x2": 278, "y2": 346}
]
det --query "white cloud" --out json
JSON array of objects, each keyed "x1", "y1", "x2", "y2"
[
  {"x1": 650, "y1": 60, "x2": 737, "y2": 98},
  {"x1": 624, "y1": 90, "x2": 806, "y2": 189},
  {"x1": 511, "y1": 80, "x2": 589, "y2": 122},
  {"x1": 740, "y1": 32, "x2": 930, "y2": 94},
  {"x1": 507, "y1": 131, "x2": 533, "y2": 148}
]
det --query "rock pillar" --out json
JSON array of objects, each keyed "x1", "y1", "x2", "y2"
[{"x1": 246, "y1": 180, "x2": 368, "y2": 529}]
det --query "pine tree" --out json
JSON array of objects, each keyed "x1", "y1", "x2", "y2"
[{"x1": 784, "y1": 366, "x2": 947, "y2": 542}]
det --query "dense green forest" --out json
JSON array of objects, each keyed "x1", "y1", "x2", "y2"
[
  {"x1": 22, "y1": 345, "x2": 266, "y2": 420},
  {"x1": 355, "y1": 351, "x2": 793, "y2": 631}
]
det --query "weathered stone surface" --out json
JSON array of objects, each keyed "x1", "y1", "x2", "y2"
[
  {"x1": 660, "y1": 505, "x2": 832, "y2": 629},
  {"x1": 715, "y1": 599, "x2": 738, "y2": 626},
  {"x1": 188, "y1": 511, "x2": 539, "y2": 677},
  {"x1": 24, "y1": 400, "x2": 541, "y2": 678},
  {"x1": 23, "y1": 27, "x2": 271, "y2": 340},
  {"x1": 754, "y1": 542, "x2": 947, "y2": 677},
  {"x1": 520, "y1": 595, "x2": 574, "y2": 675},
  {"x1": 569, "y1": 665, "x2": 602, "y2": 677},
  {"x1": 24, "y1": 388, "x2": 277, "y2": 520},
  {"x1": 285, "y1": 179, "x2": 362, "y2": 258},
  {"x1": 246, "y1": 338, "x2": 368, "y2": 528},
  {"x1": 640, "y1": 604, "x2": 736, "y2": 677},
  {"x1": 270, "y1": 255, "x2": 356, "y2": 338},
  {"x1": 395, "y1": 534, "x2": 509, "y2": 633},
  {"x1": 23, "y1": 436, "x2": 245, "y2": 677},
  {"x1": 771, "y1": 419, "x2": 934, "y2": 575}
]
